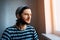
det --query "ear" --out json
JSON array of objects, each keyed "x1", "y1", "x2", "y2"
[{"x1": 16, "y1": 14, "x2": 20, "y2": 19}]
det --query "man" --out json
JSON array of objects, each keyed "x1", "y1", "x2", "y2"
[{"x1": 1, "y1": 5, "x2": 39, "y2": 40}]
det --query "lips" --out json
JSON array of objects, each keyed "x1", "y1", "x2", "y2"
[{"x1": 26, "y1": 19, "x2": 30, "y2": 21}]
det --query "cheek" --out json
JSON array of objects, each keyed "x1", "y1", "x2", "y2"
[
  {"x1": 22, "y1": 16, "x2": 28, "y2": 20},
  {"x1": 25, "y1": 16, "x2": 28, "y2": 19},
  {"x1": 22, "y1": 15, "x2": 32, "y2": 21}
]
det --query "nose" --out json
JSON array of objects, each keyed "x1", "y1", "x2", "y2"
[{"x1": 28, "y1": 14, "x2": 31, "y2": 19}]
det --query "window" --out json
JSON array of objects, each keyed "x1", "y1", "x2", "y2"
[
  {"x1": 52, "y1": 0, "x2": 60, "y2": 36},
  {"x1": 44, "y1": 0, "x2": 60, "y2": 36}
]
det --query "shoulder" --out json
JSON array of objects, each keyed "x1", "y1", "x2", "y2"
[
  {"x1": 6, "y1": 25, "x2": 16, "y2": 29},
  {"x1": 4, "y1": 25, "x2": 16, "y2": 32}
]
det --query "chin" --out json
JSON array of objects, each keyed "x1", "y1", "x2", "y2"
[
  {"x1": 26, "y1": 21, "x2": 30, "y2": 23},
  {"x1": 24, "y1": 20, "x2": 31, "y2": 24}
]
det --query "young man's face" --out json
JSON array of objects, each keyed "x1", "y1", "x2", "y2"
[{"x1": 21, "y1": 9, "x2": 32, "y2": 24}]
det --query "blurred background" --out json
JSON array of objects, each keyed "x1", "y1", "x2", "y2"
[{"x1": 0, "y1": 0, "x2": 60, "y2": 40}]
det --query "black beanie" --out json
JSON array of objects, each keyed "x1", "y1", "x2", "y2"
[{"x1": 15, "y1": 5, "x2": 30, "y2": 16}]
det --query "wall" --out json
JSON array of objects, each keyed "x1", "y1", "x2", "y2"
[
  {"x1": 0, "y1": 0, "x2": 7, "y2": 37},
  {"x1": 36, "y1": 0, "x2": 46, "y2": 40}
]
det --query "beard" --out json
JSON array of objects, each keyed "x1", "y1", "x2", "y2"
[{"x1": 16, "y1": 18, "x2": 29, "y2": 26}]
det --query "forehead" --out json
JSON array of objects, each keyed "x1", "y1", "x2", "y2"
[{"x1": 23, "y1": 9, "x2": 32, "y2": 14}]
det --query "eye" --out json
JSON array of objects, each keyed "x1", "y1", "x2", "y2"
[
  {"x1": 22, "y1": 13, "x2": 32, "y2": 16},
  {"x1": 24, "y1": 13, "x2": 28, "y2": 15},
  {"x1": 23, "y1": 13, "x2": 28, "y2": 16}
]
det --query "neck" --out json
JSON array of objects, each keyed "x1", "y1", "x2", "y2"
[{"x1": 17, "y1": 24, "x2": 27, "y2": 30}]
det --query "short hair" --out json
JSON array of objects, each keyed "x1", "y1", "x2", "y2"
[{"x1": 15, "y1": 5, "x2": 30, "y2": 16}]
